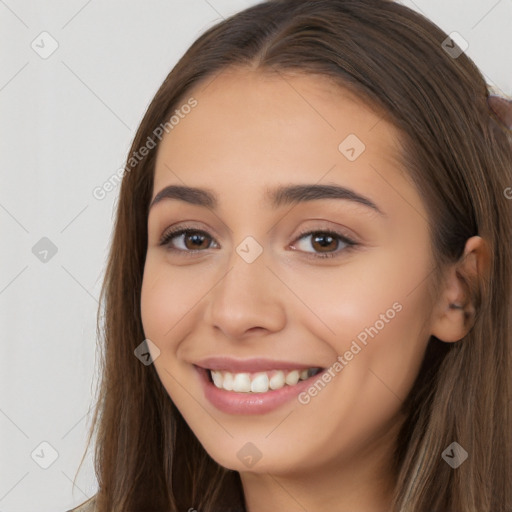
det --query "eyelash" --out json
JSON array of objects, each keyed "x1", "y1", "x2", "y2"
[{"x1": 158, "y1": 225, "x2": 358, "y2": 260}]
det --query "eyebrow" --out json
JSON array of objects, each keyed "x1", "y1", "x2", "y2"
[{"x1": 149, "y1": 183, "x2": 385, "y2": 216}]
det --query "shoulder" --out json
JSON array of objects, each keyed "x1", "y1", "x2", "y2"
[{"x1": 65, "y1": 495, "x2": 97, "y2": 512}]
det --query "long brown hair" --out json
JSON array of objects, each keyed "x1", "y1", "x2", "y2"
[{"x1": 72, "y1": 1, "x2": 512, "y2": 510}]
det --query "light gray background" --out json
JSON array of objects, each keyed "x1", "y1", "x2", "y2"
[{"x1": 0, "y1": 1, "x2": 510, "y2": 511}]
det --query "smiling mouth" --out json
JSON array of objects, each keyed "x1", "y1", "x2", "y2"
[{"x1": 206, "y1": 367, "x2": 324, "y2": 393}]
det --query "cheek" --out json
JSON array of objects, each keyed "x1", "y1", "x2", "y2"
[
  {"x1": 287, "y1": 246, "x2": 432, "y2": 399},
  {"x1": 140, "y1": 257, "x2": 207, "y2": 405},
  {"x1": 278, "y1": 258, "x2": 431, "y2": 462},
  {"x1": 140, "y1": 255, "x2": 207, "y2": 344}
]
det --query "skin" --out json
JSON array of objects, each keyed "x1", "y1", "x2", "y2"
[{"x1": 140, "y1": 68, "x2": 487, "y2": 512}]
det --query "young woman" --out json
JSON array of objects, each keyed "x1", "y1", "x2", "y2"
[{"x1": 69, "y1": 0, "x2": 512, "y2": 511}]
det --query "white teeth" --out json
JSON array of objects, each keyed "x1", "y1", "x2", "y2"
[
  {"x1": 209, "y1": 367, "x2": 321, "y2": 393},
  {"x1": 269, "y1": 371, "x2": 285, "y2": 390},
  {"x1": 232, "y1": 373, "x2": 251, "y2": 392},
  {"x1": 223, "y1": 372, "x2": 234, "y2": 391},
  {"x1": 285, "y1": 370, "x2": 300, "y2": 386},
  {"x1": 250, "y1": 372, "x2": 269, "y2": 393},
  {"x1": 211, "y1": 370, "x2": 223, "y2": 388}
]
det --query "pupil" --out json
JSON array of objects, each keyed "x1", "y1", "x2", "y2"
[
  {"x1": 187, "y1": 232, "x2": 207, "y2": 249},
  {"x1": 313, "y1": 234, "x2": 336, "y2": 251}
]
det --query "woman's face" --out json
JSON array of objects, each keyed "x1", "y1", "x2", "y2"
[{"x1": 140, "y1": 68, "x2": 436, "y2": 477}]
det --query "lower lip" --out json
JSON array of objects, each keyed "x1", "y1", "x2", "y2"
[{"x1": 195, "y1": 366, "x2": 324, "y2": 415}]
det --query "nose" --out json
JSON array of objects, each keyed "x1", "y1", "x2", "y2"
[{"x1": 203, "y1": 245, "x2": 287, "y2": 340}]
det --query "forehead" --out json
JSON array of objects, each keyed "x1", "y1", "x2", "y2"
[{"x1": 152, "y1": 68, "x2": 420, "y2": 218}]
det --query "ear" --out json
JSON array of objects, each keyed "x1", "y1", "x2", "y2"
[{"x1": 430, "y1": 236, "x2": 491, "y2": 343}]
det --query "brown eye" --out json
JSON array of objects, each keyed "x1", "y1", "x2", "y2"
[
  {"x1": 159, "y1": 228, "x2": 217, "y2": 252},
  {"x1": 182, "y1": 231, "x2": 211, "y2": 250},
  {"x1": 310, "y1": 233, "x2": 338, "y2": 252},
  {"x1": 291, "y1": 230, "x2": 358, "y2": 259}
]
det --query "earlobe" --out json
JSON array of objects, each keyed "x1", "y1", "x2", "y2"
[{"x1": 430, "y1": 236, "x2": 490, "y2": 343}]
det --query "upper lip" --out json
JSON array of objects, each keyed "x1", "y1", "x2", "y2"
[{"x1": 194, "y1": 356, "x2": 324, "y2": 373}]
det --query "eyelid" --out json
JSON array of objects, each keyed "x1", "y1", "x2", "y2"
[
  {"x1": 158, "y1": 223, "x2": 359, "y2": 260},
  {"x1": 290, "y1": 228, "x2": 358, "y2": 259},
  {"x1": 158, "y1": 225, "x2": 218, "y2": 250}
]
